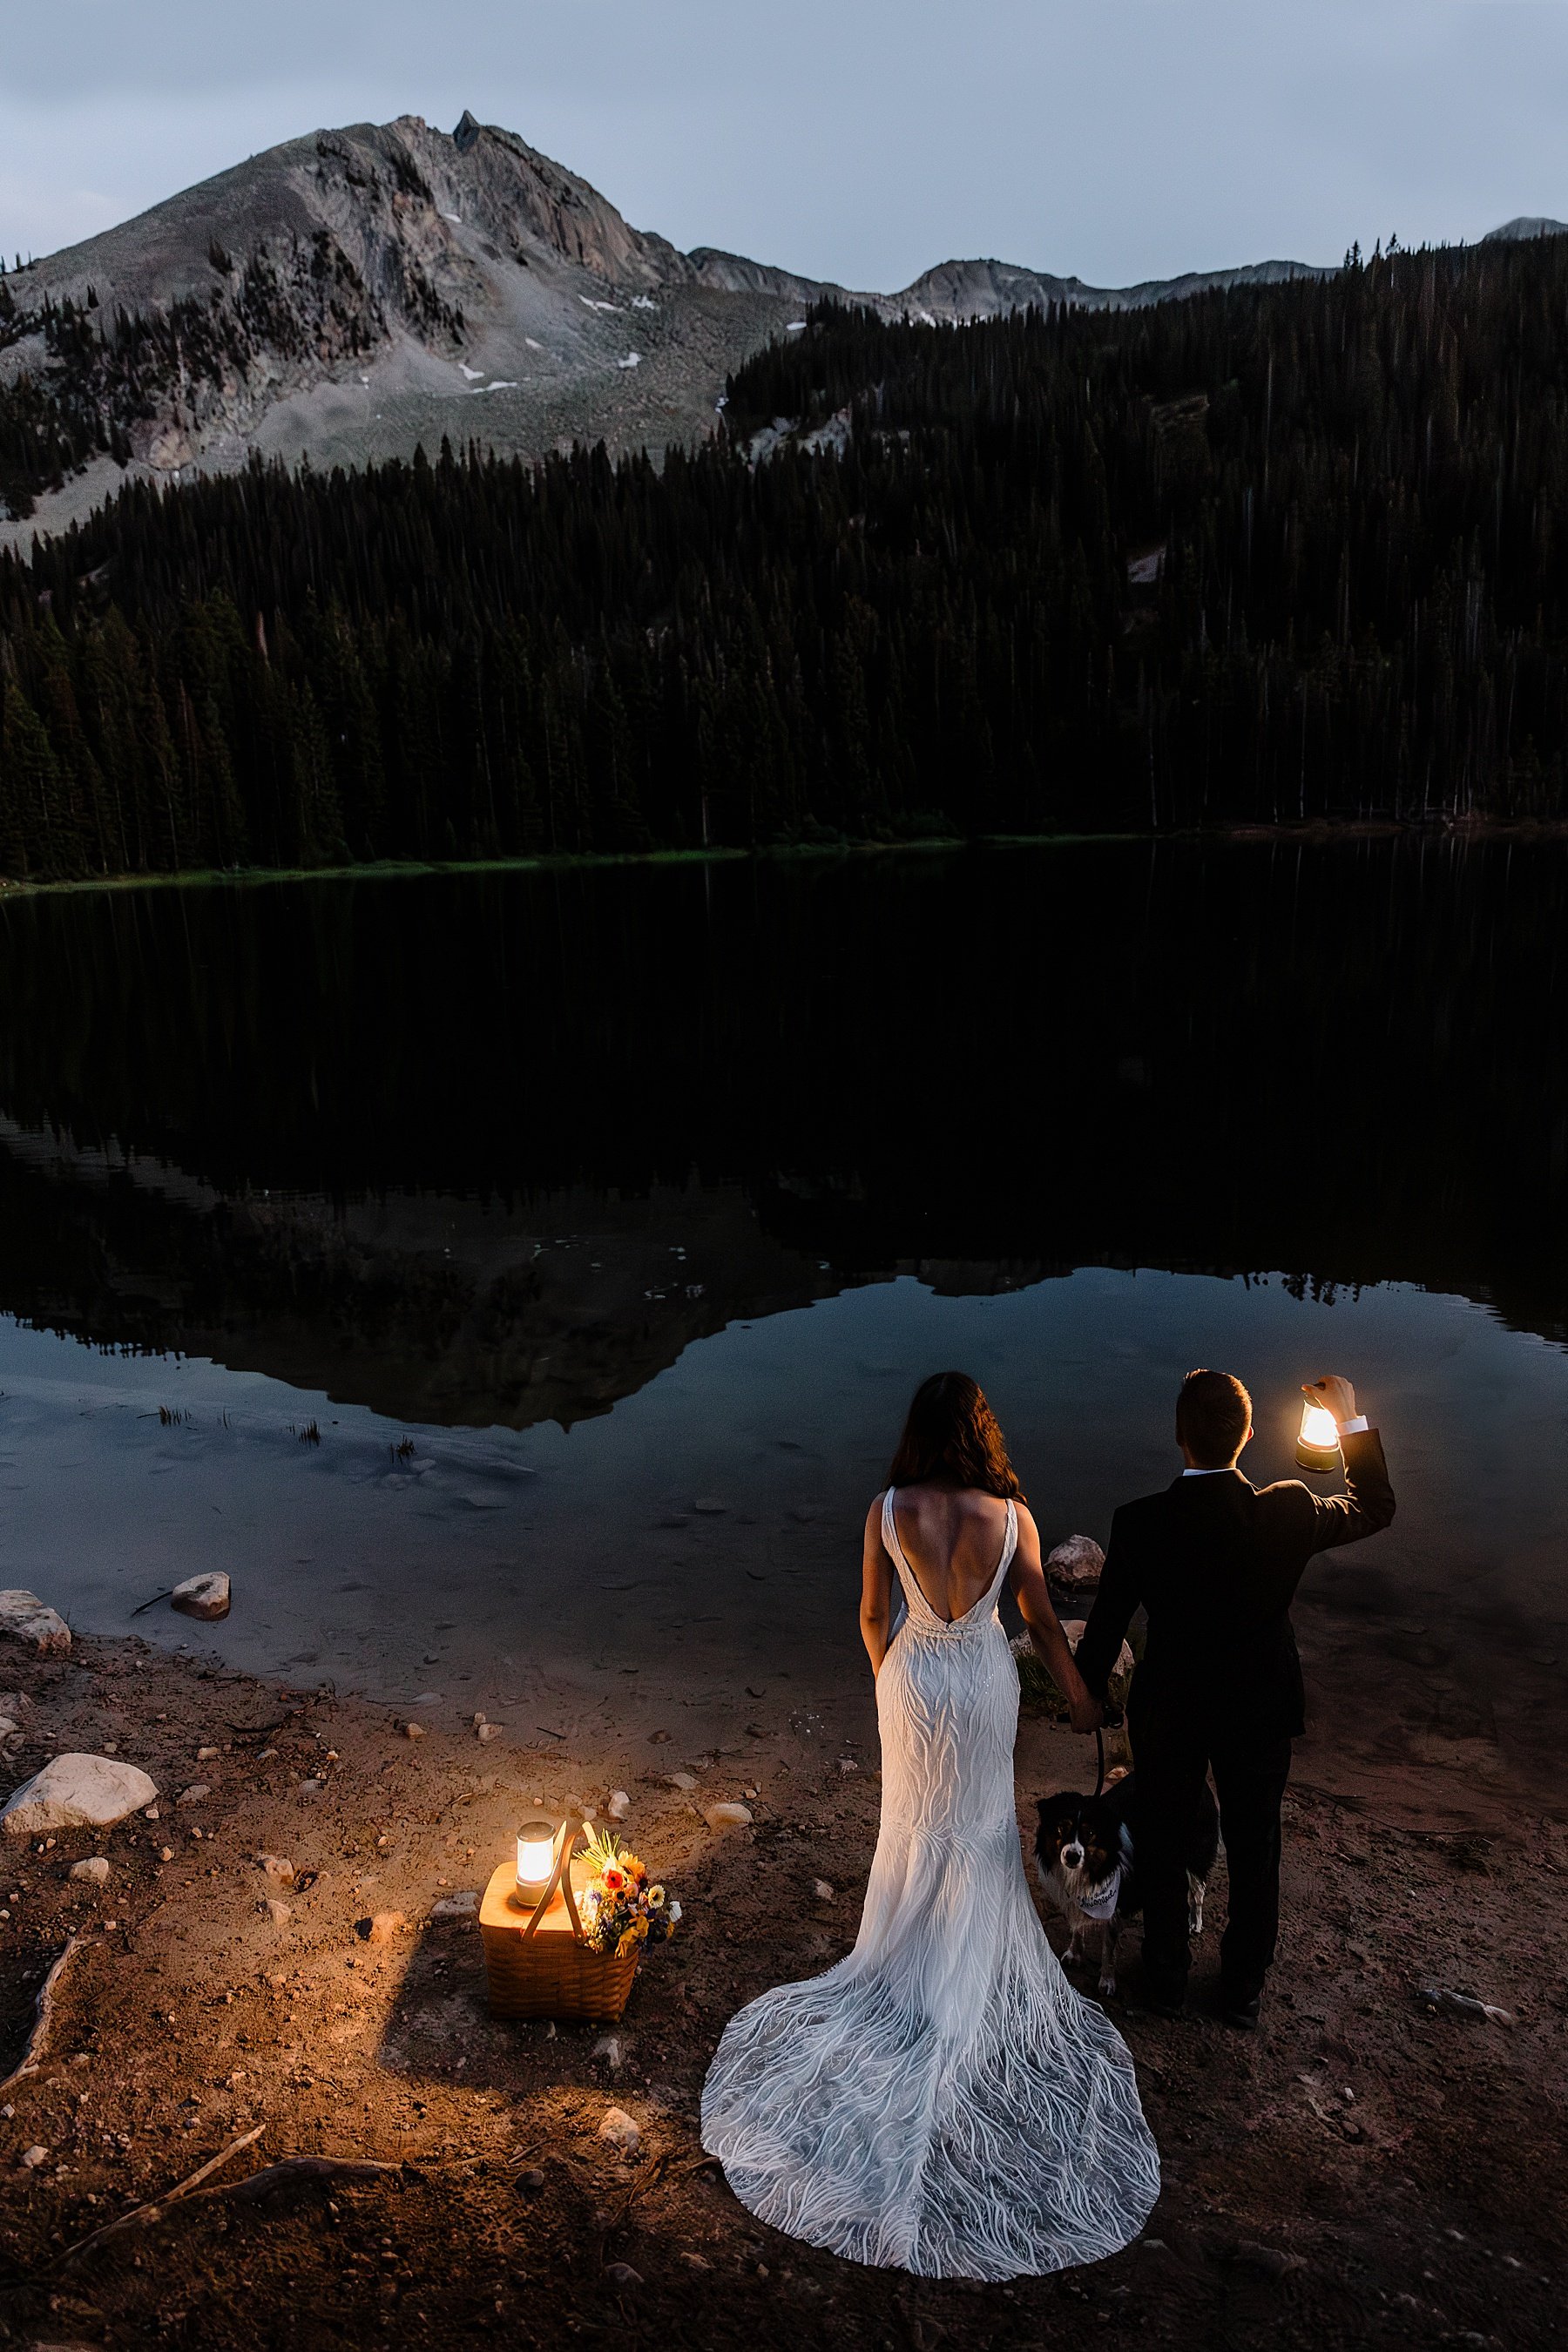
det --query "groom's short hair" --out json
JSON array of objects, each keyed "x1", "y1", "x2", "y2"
[{"x1": 1176, "y1": 1369, "x2": 1253, "y2": 1466}]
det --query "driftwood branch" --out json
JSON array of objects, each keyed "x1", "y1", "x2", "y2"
[
  {"x1": 209, "y1": 2155, "x2": 401, "y2": 2205},
  {"x1": 58, "y1": 2124, "x2": 265, "y2": 2266},
  {"x1": 0, "y1": 1934, "x2": 90, "y2": 2101},
  {"x1": 608, "y1": 2151, "x2": 667, "y2": 2230}
]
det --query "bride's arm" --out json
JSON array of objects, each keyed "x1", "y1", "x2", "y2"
[
  {"x1": 860, "y1": 1496, "x2": 896, "y2": 1675},
  {"x1": 1010, "y1": 1506, "x2": 1102, "y2": 1734}
]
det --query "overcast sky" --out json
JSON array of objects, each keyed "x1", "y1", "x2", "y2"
[{"x1": 3, "y1": 2, "x2": 1566, "y2": 289}]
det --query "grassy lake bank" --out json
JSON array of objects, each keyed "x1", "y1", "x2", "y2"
[{"x1": 8, "y1": 816, "x2": 1568, "y2": 907}]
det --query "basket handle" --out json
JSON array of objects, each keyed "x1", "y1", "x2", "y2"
[{"x1": 521, "y1": 1821, "x2": 587, "y2": 1944}]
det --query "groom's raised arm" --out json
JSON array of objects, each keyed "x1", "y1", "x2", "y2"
[
  {"x1": 1075, "y1": 1507, "x2": 1142, "y2": 1703},
  {"x1": 1296, "y1": 1426, "x2": 1396, "y2": 1552}
]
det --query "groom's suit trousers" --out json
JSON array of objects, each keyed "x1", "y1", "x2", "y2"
[{"x1": 1130, "y1": 1709, "x2": 1293, "y2": 2001}]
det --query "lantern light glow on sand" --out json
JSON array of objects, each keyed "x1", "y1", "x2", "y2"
[{"x1": 1295, "y1": 1400, "x2": 1342, "y2": 1474}]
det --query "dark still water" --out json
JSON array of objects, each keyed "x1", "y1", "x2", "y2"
[{"x1": 1, "y1": 840, "x2": 1565, "y2": 1814}]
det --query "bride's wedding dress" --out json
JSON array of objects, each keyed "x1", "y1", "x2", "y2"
[{"x1": 701, "y1": 1491, "x2": 1160, "y2": 2280}]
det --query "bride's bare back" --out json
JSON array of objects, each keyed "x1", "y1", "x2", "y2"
[
  {"x1": 886, "y1": 1484, "x2": 1017, "y2": 1623},
  {"x1": 859, "y1": 1476, "x2": 1097, "y2": 1734}
]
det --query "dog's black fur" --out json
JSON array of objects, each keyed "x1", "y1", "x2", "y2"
[{"x1": 1034, "y1": 1774, "x2": 1220, "y2": 1998}]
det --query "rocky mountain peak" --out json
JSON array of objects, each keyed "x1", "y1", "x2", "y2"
[{"x1": 0, "y1": 110, "x2": 1338, "y2": 545}]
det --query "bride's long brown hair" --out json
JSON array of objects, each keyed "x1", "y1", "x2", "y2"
[{"x1": 888, "y1": 1371, "x2": 1025, "y2": 1501}]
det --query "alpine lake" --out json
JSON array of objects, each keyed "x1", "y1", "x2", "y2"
[{"x1": 2, "y1": 836, "x2": 1565, "y2": 1821}]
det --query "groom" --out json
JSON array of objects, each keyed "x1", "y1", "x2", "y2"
[{"x1": 1075, "y1": 1369, "x2": 1395, "y2": 2028}]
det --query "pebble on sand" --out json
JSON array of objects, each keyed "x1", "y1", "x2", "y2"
[
  {"x1": 606, "y1": 1789, "x2": 631, "y2": 1821},
  {"x1": 703, "y1": 1801, "x2": 754, "y2": 1831},
  {"x1": 357, "y1": 1910, "x2": 408, "y2": 1943},
  {"x1": 598, "y1": 2106, "x2": 640, "y2": 2154},
  {"x1": 265, "y1": 1898, "x2": 292, "y2": 1927},
  {"x1": 69, "y1": 1855, "x2": 112, "y2": 1884}
]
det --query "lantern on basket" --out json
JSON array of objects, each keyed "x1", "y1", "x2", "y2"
[
  {"x1": 515, "y1": 1817, "x2": 557, "y2": 1907},
  {"x1": 1294, "y1": 1398, "x2": 1342, "y2": 1474}
]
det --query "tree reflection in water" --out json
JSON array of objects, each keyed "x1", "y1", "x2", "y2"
[{"x1": 0, "y1": 836, "x2": 1564, "y2": 1429}]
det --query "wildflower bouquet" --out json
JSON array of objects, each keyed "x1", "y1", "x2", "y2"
[{"x1": 578, "y1": 1826, "x2": 681, "y2": 1961}]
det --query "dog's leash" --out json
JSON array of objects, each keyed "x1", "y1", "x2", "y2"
[{"x1": 1093, "y1": 1707, "x2": 1125, "y2": 1800}]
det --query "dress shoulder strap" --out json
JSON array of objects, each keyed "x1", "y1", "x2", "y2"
[
  {"x1": 986, "y1": 1498, "x2": 1020, "y2": 1602},
  {"x1": 882, "y1": 1489, "x2": 935, "y2": 1622}
]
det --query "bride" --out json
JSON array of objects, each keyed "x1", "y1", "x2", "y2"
[{"x1": 701, "y1": 1371, "x2": 1160, "y2": 2279}]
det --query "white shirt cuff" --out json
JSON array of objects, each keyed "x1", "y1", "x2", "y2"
[{"x1": 1337, "y1": 1414, "x2": 1369, "y2": 1436}]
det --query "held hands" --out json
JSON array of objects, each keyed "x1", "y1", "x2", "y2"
[
  {"x1": 1303, "y1": 1373, "x2": 1357, "y2": 1428},
  {"x1": 1068, "y1": 1690, "x2": 1104, "y2": 1736}
]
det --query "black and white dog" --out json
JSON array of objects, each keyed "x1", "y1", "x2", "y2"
[{"x1": 1034, "y1": 1774, "x2": 1220, "y2": 2000}]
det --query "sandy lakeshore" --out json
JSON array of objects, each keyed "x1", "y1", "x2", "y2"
[{"x1": 0, "y1": 1631, "x2": 1563, "y2": 2352}]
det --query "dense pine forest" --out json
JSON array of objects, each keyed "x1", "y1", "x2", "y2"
[{"x1": 4, "y1": 232, "x2": 1568, "y2": 879}]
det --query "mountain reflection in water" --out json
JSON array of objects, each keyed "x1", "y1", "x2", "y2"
[{"x1": 1, "y1": 837, "x2": 1565, "y2": 1429}]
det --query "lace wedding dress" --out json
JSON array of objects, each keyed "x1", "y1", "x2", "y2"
[{"x1": 700, "y1": 1490, "x2": 1160, "y2": 2280}]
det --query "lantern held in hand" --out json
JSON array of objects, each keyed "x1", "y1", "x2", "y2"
[{"x1": 1294, "y1": 1399, "x2": 1342, "y2": 1474}]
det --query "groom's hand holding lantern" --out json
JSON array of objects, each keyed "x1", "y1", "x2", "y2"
[
  {"x1": 1297, "y1": 1374, "x2": 1369, "y2": 1470},
  {"x1": 1301, "y1": 1373, "x2": 1362, "y2": 1430}
]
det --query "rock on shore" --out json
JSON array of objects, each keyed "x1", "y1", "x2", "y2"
[
  {"x1": 1046, "y1": 1535, "x2": 1105, "y2": 1591},
  {"x1": 3, "y1": 1751, "x2": 157, "y2": 1835},
  {"x1": 171, "y1": 1571, "x2": 232, "y2": 1621},
  {"x1": 0, "y1": 1590, "x2": 71, "y2": 1654}
]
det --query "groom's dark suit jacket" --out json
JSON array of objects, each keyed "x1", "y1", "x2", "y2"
[{"x1": 1075, "y1": 1430, "x2": 1396, "y2": 1740}]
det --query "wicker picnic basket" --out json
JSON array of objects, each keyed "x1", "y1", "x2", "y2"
[{"x1": 480, "y1": 1825, "x2": 639, "y2": 2024}]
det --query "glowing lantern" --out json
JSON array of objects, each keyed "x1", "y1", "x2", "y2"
[
  {"x1": 515, "y1": 1817, "x2": 558, "y2": 1907},
  {"x1": 1295, "y1": 1400, "x2": 1342, "y2": 1474}
]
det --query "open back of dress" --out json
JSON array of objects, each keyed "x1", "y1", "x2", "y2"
[{"x1": 700, "y1": 1490, "x2": 1160, "y2": 2280}]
